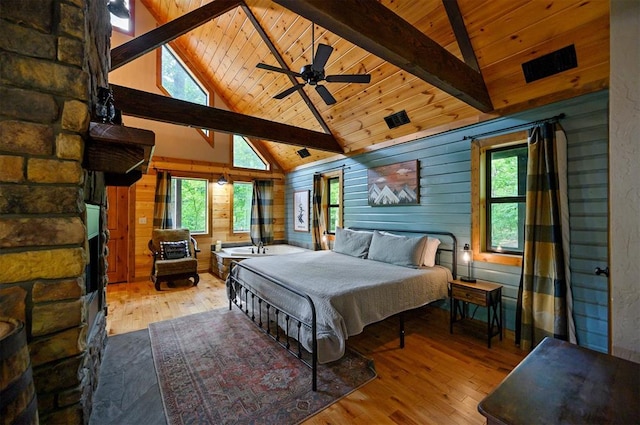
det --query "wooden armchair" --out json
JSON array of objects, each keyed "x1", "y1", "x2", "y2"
[{"x1": 148, "y1": 228, "x2": 200, "y2": 291}]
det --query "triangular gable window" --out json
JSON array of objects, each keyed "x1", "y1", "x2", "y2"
[{"x1": 233, "y1": 135, "x2": 268, "y2": 170}]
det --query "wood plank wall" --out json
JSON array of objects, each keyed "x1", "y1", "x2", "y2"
[
  {"x1": 131, "y1": 157, "x2": 285, "y2": 280},
  {"x1": 286, "y1": 90, "x2": 609, "y2": 353}
]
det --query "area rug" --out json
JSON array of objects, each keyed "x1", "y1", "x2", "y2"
[{"x1": 148, "y1": 307, "x2": 376, "y2": 425}]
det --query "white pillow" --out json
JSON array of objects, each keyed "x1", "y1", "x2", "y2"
[{"x1": 422, "y1": 237, "x2": 441, "y2": 267}]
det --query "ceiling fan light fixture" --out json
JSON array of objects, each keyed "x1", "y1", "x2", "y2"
[{"x1": 255, "y1": 23, "x2": 370, "y2": 106}]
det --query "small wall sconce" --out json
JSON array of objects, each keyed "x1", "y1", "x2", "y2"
[
  {"x1": 217, "y1": 175, "x2": 227, "y2": 185},
  {"x1": 461, "y1": 243, "x2": 476, "y2": 283}
]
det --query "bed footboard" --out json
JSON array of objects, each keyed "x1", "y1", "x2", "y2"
[{"x1": 226, "y1": 261, "x2": 318, "y2": 391}]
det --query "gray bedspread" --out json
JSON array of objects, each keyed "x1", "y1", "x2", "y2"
[{"x1": 230, "y1": 250, "x2": 451, "y2": 363}]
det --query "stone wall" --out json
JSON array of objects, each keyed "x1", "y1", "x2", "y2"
[{"x1": 0, "y1": 0, "x2": 110, "y2": 423}]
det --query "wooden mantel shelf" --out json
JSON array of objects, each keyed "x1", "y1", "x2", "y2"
[{"x1": 84, "y1": 122, "x2": 155, "y2": 186}]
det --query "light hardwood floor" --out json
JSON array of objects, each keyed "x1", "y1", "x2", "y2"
[{"x1": 106, "y1": 273, "x2": 525, "y2": 425}]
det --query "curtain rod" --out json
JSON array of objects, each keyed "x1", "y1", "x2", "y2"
[
  {"x1": 463, "y1": 113, "x2": 565, "y2": 141},
  {"x1": 152, "y1": 167, "x2": 282, "y2": 181},
  {"x1": 314, "y1": 164, "x2": 350, "y2": 175}
]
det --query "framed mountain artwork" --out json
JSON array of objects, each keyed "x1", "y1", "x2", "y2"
[{"x1": 367, "y1": 160, "x2": 419, "y2": 206}]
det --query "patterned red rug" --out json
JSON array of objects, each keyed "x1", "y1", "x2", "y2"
[{"x1": 148, "y1": 307, "x2": 376, "y2": 425}]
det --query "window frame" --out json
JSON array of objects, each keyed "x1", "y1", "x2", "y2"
[
  {"x1": 485, "y1": 144, "x2": 528, "y2": 255},
  {"x1": 326, "y1": 176, "x2": 340, "y2": 235},
  {"x1": 231, "y1": 181, "x2": 253, "y2": 234},
  {"x1": 156, "y1": 44, "x2": 213, "y2": 144},
  {"x1": 110, "y1": 0, "x2": 135, "y2": 36},
  {"x1": 170, "y1": 176, "x2": 209, "y2": 236},
  {"x1": 322, "y1": 170, "x2": 343, "y2": 238},
  {"x1": 471, "y1": 130, "x2": 528, "y2": 267}
]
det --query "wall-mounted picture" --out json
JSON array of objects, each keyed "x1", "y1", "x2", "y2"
[
  {"x1": 367, "y1": 160, "x2": 420, "y2": 206},
  {"x1": 293, "y1": 190, "x2": 310, "y2": 232}
]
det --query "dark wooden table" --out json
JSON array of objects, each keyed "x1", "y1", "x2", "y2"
[{"x1": 478, "y1": 337, "x2": 640, "y2": 425}]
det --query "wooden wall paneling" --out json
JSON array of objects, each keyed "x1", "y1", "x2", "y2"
[
  {"x1": 133, "y1": 173, "x2": 156, "y2": 280},
  {"x1": 131, "y1": 158, "x2": 285, "y2": 279}
]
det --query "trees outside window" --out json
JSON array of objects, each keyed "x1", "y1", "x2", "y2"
[
  {"x1": 160, "y1": 46, "x2": 207, "y2": 105},
  {"x1": 486, "y1": 145, "x2": 527, "y2": 254},
  {"x1": 233, "y1": 135, "x2": 267, "y2": 170},
  {"x1": 233, "y1": 182, "x2": 252, "y2": 233},
  {"x1": 171, "y1": 177, "x2": 208, "y2": 234},
  {"x1": 327, "y1": 177, "x2": 340, "y2": 234},
  {"x1": 471, "y1": 130, "x2": 528, "y2": 266},
  {"x1": 158, "y1": 45, "x2": 210, "y2": 138}
]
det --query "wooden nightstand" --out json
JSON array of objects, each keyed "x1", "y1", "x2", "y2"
[{"x1": 449, "y1": 279, "x2": 503, "y2": 348}]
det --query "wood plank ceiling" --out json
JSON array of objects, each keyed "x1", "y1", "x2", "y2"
[{"x1": 131, "y1": 0, "x2": 609, "y2": 171}]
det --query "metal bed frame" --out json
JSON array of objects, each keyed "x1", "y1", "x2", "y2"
[{"x1": 226, "y1": 229, "x2": 457, "y2": 391}]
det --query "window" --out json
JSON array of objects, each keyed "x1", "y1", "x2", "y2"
[
  {"x1": 109, "y1": 0, "x2": 134, "y2": 36},
  {"x1": 486, "y1": 145, "x2": 527, "y2": 254},
  {"x1": 327, "y1": 177, "x2": 340, "y2": 234},
  {"x1": 160, "y1": 46, "x2": 208, "y2": 106},
  {"x1": 171, "y1": 177, "x2": 208, "y2": 234},
  {"x1": 322, "y1": 170, "x2": 342, "y2": 235},
  {"x1": 232, "y1": 182, "x2": 253, "y2": 233},
  {"x1": 471, "y1": 131, "x2": 528, "y2": 267},
  {"x1": 158, "y1": 45, "x2": 210, "y2": 137},
  {"x1": 233, "y1": 135, "x2": 268, "y2": 170}
]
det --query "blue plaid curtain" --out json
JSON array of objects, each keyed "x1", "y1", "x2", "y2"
[
  {"x1": 153, "y1": 171, "x2": 173, "y2": 229},
  {"x1": 516, "y1": 122, "x2": 575, "y2": 350},
  {"x1": 312, "y1": 174, "x2": 329, "y2": 250},
  {"x1": 250, "y1": 180, "x2": 274, "y2": 245}
]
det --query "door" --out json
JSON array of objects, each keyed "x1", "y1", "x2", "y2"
[{"x1": 107, "y1": 186, "x2": 129, "y2": 283}]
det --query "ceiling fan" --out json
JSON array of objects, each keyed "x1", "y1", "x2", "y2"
[{"x1": 256, "y1": 25, "x2": 371, "y2": 105}]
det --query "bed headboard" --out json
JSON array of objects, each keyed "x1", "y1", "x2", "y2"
[{"x1": 349, "y1": 228, "x2": 458, "y2": 279}]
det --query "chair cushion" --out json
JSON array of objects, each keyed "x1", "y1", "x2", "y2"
[
  {"x1": 155, "y1": 257, "x2": 198, "y2": 275},
  {"x1": 160, "y1": 240, "x2": 191, "y2": 260}
]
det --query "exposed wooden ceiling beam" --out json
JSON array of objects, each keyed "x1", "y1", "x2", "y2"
[
  {"x1": 273, "y1": 0, "x2": 493, "y2": 112},
  {"x1": 110, "y1": 0, "x2": 241, "y2": 71},
  {"x1": 442, "y1": 0, "x2": 480, "y2": 73},
  {"x1": 240, "y1": 3, "x2": 332, "y2": 135},
  {"x1": 110, "y1": 85, "x2": 343, "y2": 153}
]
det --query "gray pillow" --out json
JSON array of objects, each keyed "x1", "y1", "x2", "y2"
[
  {"x1": 333, "y1": 227, "x2": 373, "y2": 258},
  {"x1": 368, "y1": 231, "x2": 427, "y2": 268}
]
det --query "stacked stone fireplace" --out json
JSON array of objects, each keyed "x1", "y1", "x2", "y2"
[{"x1": 0, "y1": 0, "x2": 112, "y2": 423}]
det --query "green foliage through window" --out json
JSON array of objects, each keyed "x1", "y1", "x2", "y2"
[
  {"x1": 486, "y1": 145, "x2": 527, "y2": 253},
  {"x1": 233, "y1": 182, "x2": 253, "y2": 232},
  {"x1": 171, "y1": 177, "x2": 208, "y2": 234},
  {"x1": 161, "y1": 46, "x2": 207, "y2": 106},
  {"x1": 327, "y1": 177, "x2": 340, "y2": 233},
  {"x1": 233, "y1": 135, "x2": 267, "y2": 170}
]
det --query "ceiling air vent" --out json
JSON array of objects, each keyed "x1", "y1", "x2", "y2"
[
  {"x1": 522, "y1": 44, "x2": 577, "y2": 83},
  {"x1": 384, "y1": 110, "x2": 410, "y2": 129},
  {"x1": 297, "y1": 148, "x2": 311, "y2": 158}
]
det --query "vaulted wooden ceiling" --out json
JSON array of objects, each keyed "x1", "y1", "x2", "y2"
[{"x1": 117, "y1": 0, "x2": 609, "y2": 171}]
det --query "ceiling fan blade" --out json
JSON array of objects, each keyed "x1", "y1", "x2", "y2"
[
  {"x1": 326, "y1": 74, "x2": 372, "y2": 84},
  {"x1": 273, "y1": 83, "x2": 305, "y2": 100},
  {"x1": 257, "y1": 63, "x2": 302, "y2": 78},
  {"x1": 312, "y1": 43, "x2": 333, "y2": 72},
  {"x1": 315, "y1": 85, "x2": 336, "y2": 105}
]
